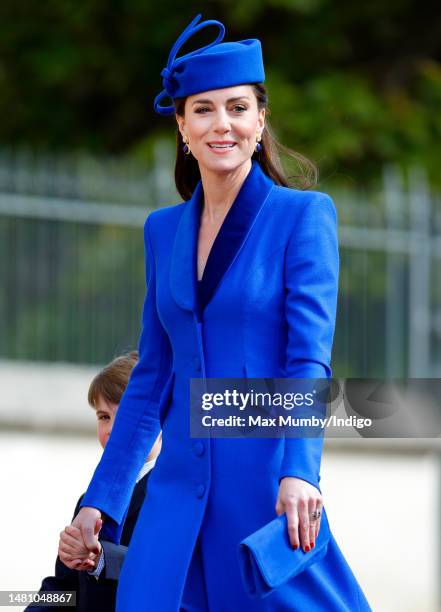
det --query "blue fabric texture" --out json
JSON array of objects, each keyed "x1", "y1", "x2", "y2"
[
  {"x1": 153, "y1": 14, "x2": 265, "y2": 115},
  {"x1": 80, "y1": 160, "x2": 371, "y2": 610}
]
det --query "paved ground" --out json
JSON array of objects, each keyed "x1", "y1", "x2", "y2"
[{"x1": 0, "y1": 431, "x2": 439, "y2": 611}]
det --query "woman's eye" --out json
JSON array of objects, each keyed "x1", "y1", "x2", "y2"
[
  {"x1": 98, "y1": 415, "x2": 110, "y2": 421},
  {"x1": 194, "y1": 105, "x2": 247, "y2": 114}
]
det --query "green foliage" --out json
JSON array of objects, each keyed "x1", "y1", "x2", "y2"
[{"x1": 0, "y1": 0, "x2": 440, "y2": 187}]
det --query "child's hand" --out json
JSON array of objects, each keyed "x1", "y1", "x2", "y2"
[{"x1": 58, "y1": 517, "x2": 102, "y2": 571}]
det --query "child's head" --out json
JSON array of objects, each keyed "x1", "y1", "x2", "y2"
[
  {"x1": 88, "y1": 351, "x2": 162, "y2": 461},
  {"x1": 88, "y1": 351, "x2": 139, "y2": 448}
]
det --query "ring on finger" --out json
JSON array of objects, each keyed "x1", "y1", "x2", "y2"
[{"x1": 310, "y1": 508, "x2": 322, "y2": 521}]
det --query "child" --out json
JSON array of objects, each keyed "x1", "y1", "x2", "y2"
[{"x1": 28, "y1": 351, "x2": 162, "y2": 612}]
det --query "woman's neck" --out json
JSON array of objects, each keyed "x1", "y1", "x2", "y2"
[{"x1": 199, "y1": 159, "x2": 252, "y2": 223}]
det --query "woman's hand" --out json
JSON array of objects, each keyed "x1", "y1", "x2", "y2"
[
  {"x1": 276, "y1": 477, "x2": 323, "y2": 552},
  {"x1": 58, "y1": 507, "x2": 102, "y2": 570}
]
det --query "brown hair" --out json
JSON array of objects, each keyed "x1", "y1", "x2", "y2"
[
  {"x1": 88, "y1": 351, "x2": 139, "y2": 408},
  {"x1": 173, "y1": 83, "x2": 318, "y2": 200}
]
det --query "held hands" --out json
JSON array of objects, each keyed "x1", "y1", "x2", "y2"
[
  {"x1": 58, "y1": 507, "x2": 102, "y2": 571},
  {"x1": 59, "y1": 484, "x2": 320, "y2": 569},
  {"x1": 275, "y1": 477, "x2": 323, "y2": 552}
]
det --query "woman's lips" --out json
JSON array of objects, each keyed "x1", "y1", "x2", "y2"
[{"x1": 207, "y1": 143, "x2": 237, "y2": 154}]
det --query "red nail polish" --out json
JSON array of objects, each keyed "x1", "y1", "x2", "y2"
[
  {"x1": 293, "y1": 544, "x2": 299, "y2": 550},
  {"x1": 310, "y1": 542, "x2": 315, "y2": 548},
  {"x1": 305, "y1": 546, "x2": 310, "y2": 552}
]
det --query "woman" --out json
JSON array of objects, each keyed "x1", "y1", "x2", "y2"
[{"x1": 71, "y1": 14, "x2": 371, "y2": 611}]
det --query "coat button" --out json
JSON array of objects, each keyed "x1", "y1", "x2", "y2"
[
  {"x1": 193, "y1": 441, "x2": 205, "y2": 457},
  {"x1": 195, "y1": 484, "x2": 206, "y2": 499}
]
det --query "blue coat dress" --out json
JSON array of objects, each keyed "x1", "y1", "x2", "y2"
[{"x1": 81, "y1": 160, "x2": 371, "y2": 611}]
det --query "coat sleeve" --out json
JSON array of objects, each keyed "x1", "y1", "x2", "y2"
[
  {"x1": 98, "y1": 540, "x2": 129, "y2": 580},
  {"x1": 279, "y1": 193, "x2": 339, "y2": 489},
  {"x1": 80, "y1": 214, "x2": 173, "y2": 542}
]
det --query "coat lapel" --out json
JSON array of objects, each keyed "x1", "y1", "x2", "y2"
[
  {"x1": 169, "y1": 181, "x2": 202, "y2": 313},
  {"x1": 126, "y1": 473, "x2": 148, "y2": 518},
  {"x1": 170, "y1": 161, "x2": 274, "y2": 313},
  {"x1": 198, "y1": 160, "x2": 274, "y2": 311}
]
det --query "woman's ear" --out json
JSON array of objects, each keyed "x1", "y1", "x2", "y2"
[
  {"x1": 259, "y1": 108, "x2": 266, "y2": 133},
  {"x1": 175, "y1": 115, "x2": 185, "y2": 140}
]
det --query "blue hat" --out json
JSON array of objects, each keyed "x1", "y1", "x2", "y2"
[{"x1": 153, "y1": 14, "x2": 265, "y2": 116}]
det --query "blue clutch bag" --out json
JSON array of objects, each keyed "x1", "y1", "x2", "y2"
[{"x1": 238, "y1": 508, "x2": 330, "y2": 599}]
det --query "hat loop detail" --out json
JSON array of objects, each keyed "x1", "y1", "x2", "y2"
[
  {"x1": 154, "y1": 14, "x2": 226, "y2": 116},
  {"x1": 160, "y1": 67, "x2": 178, "y2": 97}
]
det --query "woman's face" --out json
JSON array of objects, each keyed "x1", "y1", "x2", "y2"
[{"x1": 176, "y1": 85, "x2": 265, "y2": 175}]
